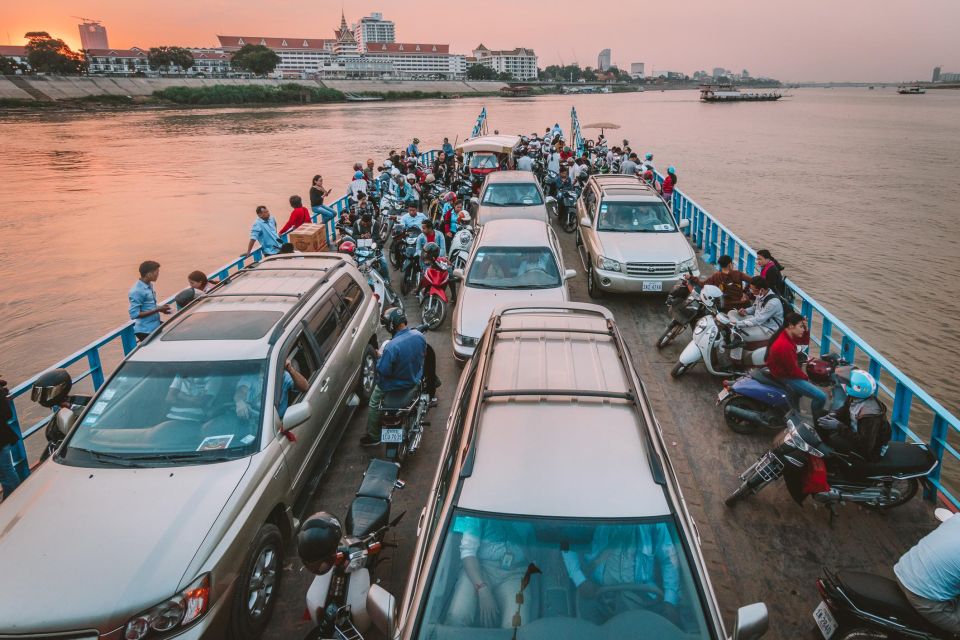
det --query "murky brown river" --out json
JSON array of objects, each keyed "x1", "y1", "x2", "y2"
[{"x1": 1, "y1": 89, "x2": 958, "y2": 416}]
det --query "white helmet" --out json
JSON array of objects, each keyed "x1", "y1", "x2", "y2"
[
  {"x1": 383, "y1": 159, "x2": 393, "y2": 168},
  {"x1": 460, "y1": 212, "x2": 472, "y2": 221},
  {"x1": 390, "y1": 168, "x2": 401, "y2": 177},
  {"x1": 700, "y1": 285, "x2": 723, "y2": 308}
]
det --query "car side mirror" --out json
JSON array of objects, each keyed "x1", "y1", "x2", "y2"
[
  {"x1": 452, "y1": 268, "x2": 465, "y2": 280},
  {"x1": 282, "y1": 401, "x2": 311, "y2": 430},
  {"x1": 679, "y1": 218, "x2": 691, "y2": 230},
  {"x1": 367, "y1": 584, "x2": 396, "y2": 637},
  {"x1": 564, "y1": 269, "x2": 577, "y2": 280},
  {"x1": 580, "y1": 216, "x2": 591, "y2": 227},
  {"x1": 733, "y1": 603, "x2": 769, "y2": 640}
]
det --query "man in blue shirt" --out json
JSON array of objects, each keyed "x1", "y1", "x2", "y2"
[
  {"x1": 895, "y1": 512, "x2": 960, "y2": 634},
  {"x1": 399, "y1": 204, "x2": 428, "y2": 230},
  {"x1": 442, "y1": 137, "x2": 455, "y2": 157},
  {"x1": 128, "y1": 260, "x2": 171, "y2": 341},
  {"x1": 243, "y1": 205, "x2": 282, "y2": 258},
  {"x1": 361, "y1": 308, "x2": 426, "y2": 446},
  {"x1": 406, "y1": 137, "x2": 420, "y2": 158}
]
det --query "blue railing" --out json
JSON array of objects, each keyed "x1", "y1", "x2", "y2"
[
  {"x1": 3, "y1": 149, "x2": 438, "y2": 481},
  {"x1": 574, "y1": 105, "x2": 960, "y2": 508},
  {"x1": 570, "y1": 107, "x2": 586, "y2": 156}
]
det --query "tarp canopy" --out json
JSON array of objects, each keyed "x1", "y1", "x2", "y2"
[{"x1": 457, "y1": 134, "x2": 522, "y2": 154}]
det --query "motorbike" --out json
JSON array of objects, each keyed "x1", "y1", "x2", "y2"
[
  {"x1": 448, "y1": 226, "x2": 474, "y2": 273},
  {"x1": 725, "y1": 412, "x2": 937, "y2": 511},
  {"x1": 30, "y1": 368, "x2": 91, "y2": 461},
  {"x1": 556, "y1": 183, "x2": 581, "y2": 233},
  {"x1": 418, "y1": 257, "x2": 451, "y2": 330},
  {"x1": 657, "y1": 278, "x2": 719, "y2": 349},
  {"x1": 671, "y1": 311, "x2": 769, "y2": 379},
  {"x1": 399, "y1": 228, "x2": 422, "y2": 296},
  {"x1": 298, "y1": 458, "x2": 404, "y2": 640},
  {"x1": 377, "y1": 329, "x2": 432, "y2": 464},
  {"x1": 812, "y1": 509, "x2": 958, "y2": 640},
  {"x1": 354, "y1": 240, "x2": 403, "y2": 318}
]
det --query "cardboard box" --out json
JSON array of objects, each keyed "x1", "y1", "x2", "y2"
[{"x1": 289, "y1": 223, "x2": 329, "y2": 253}]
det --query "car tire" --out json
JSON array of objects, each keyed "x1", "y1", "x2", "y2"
[
  {"x1": 586, "y1": 262, "x2": 602, "y2": 299},
  {"x1": 357, "y1": 344, "x2": 378, "y2": 404},
  {"x1": 230, "y1": 522, "x2": 283, "y2": 640}
]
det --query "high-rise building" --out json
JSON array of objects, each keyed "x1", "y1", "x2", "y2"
[
  {"x1": 78, "y1": 20, "x2": 109, "y2": 50},
  {"x1": 933, "y1": 66, "x2": 941, "y2": 82},
  {"x1": 469, "y1": 44, "x2": 538, "y2": 80},
  {"x1": 630, "y1": 62, "x2": 645, "y2": 79},
  {"x1": 712, "y1": 67, "x2": 727, "y2": 78},
  {"x1": 352, "y1": 12, "x2": 395, "y2": 52},
  {"x1": 597, "y1": 49, "x2": 611, "y2": 71}
]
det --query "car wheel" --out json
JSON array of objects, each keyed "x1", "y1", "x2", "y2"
[
  {"x1": 357, "y1": 344, "x2": 377, "y2": 404},
  {"x1": 230, "y1": 522, "x2": 283, "y2": 640},
  {"x1": 586, "y1": 263, "x2": 602, "y2": 299}
]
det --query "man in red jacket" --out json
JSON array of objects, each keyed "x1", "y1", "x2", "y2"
[{"x1": 766, "y1": 311, "x2": 826, "y2": 416}]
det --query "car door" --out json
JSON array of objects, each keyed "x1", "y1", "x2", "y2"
[
  {"x1": 331, "y1": 273, "x2": 369, "y2": 401},
  {"x1": 275, "y1": 330, "x2": 321, "y2": 497},
  {"x1": 547, "y1": 227, "x2": 569, "y2": 299},
  {"x1": 578, "y1": 184, "x2": 599, "y2": 264}
]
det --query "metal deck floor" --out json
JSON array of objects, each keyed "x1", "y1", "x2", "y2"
[{"x1": 263, "y1": 221, "x2": 936, "y2": 640}]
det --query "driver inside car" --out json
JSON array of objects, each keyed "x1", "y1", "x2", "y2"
[
  {"x1": 562, "y1": 523, "x2": 682, "y2": 626},
  {"x1": 201, "y1": 360, "x2": 308, "y2": 439}
]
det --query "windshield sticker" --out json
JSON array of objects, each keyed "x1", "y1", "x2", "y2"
[
  {"x1": 522, "y1": 199, "x2": 533, "y2": 204},
  {"x1": 100, "y1": 389, "x2": 116, "y2": 400},
  {"x1": 82, "y1": 416, "x2": 97, "y2": 426},
  {"x1": 240, "y1": 434, "x2": 256, "y2": 445},
  {"x1": 88, "y1": 401, "x2": 107, "y2": 416},
  {"x1": 600, "y1": 205, "x2": 608, "y2": 212},
  {"x1": 197, "y1": 435, "x2": 234, "y2": 451},
  {"x1": 654, "y1": 224, "x2": 673, "y2": 231}
]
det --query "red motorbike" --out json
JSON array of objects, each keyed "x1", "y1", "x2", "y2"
[{"x1": 418, "y1": 257, "x2": 450, "y2": 330}]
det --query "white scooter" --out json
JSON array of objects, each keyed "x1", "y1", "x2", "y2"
[
  {"x1": 672, "y1": 312, "x2": 768, "y2": 379},
  {"x1": 448, "y1": 219, "x2": 474, "y2": 272}
]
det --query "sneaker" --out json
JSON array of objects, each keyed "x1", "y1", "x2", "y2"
[{"x1": 359, "y1": 434, "x2": 381, "y2": 447}]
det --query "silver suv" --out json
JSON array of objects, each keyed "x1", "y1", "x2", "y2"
[
  {"x1": 576, "y1": 175, "x2": 699, "y2": 298},
  {"x1": 365, "y1": 302, "x2": 769, "y2": 640},
  {"x1": 0, "y1": 254, "x2": 379, "y2": 639}
]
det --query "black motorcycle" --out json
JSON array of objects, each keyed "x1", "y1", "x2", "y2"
[
  {"x1": 399, "y1": 227, "x2": 422, "y2": 297},
  {"x1": 656, "y1": 278, "x2": 717, "y2": 349},
  {"x1": 378, "y1": 378, "x2": 430, "y2": 464},
  {"x1": 556, "y1": 183, "x2": 581, "y2": 233}
]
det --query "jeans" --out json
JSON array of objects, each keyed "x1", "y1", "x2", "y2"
[
  {"x1": 0, "y1": 443, "x2": 22, "y2": 498},
  {"x1": 366, "y1": 385, "x2": 384, "y2": 439},
  {"x1": 783, "y1": 378, "x2": 827, "y2": 416},
  {"x1": 446, "y1": 561, "x2": 530, "y2": 628},
  {"x1": 901, "y1": 582, "x2": 960, "y2": 633},
  {"x1": 312, "y1": 204, "x2": 337, "y2": 224}
]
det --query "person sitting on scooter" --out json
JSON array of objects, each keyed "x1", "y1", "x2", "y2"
[
  {"x1": 415, "y1": 219, "x2": 447, "y2": 259},
  {"x1": 733, "y1": 275, "x2": 784, "y2": 339},
  {"x1": 360, "y1": 308, "x2": 427, "y2": 447},
  {"x1": 816, "y1": 370, "x2": 890, "y2": 461},
  {"x1": 766, "y1": 312, "x2": 827, "y2": 417},
  {"x1": 894, "y1": 511, "x2": 960, "y2": 636},
  {"x1": 687, "y1": 255, "x2": 752, "y2": 311},
  {"x1": 399, "y1": 203, "x2": 428, "y2": 230},
  {"x1": 416, "y1": 242, "x2": 457, "y2": 304}
]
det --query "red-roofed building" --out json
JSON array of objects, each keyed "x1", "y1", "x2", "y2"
[{"x1": 85, "y1": 47, "x2": 150, "y2": 75}]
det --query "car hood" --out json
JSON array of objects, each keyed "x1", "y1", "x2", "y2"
[
  {"x1": 0, "y1": 457, "x2": 250, "y2": 633},
  {"x1": 596, "y1": 230, "x2": 695, "y2": 265},
  {"x1": 476, "y1": 204, "x2": 548, "y2": 225},
  {"x1": 456, "y1": 285, "x2": 567, "y2": 340}
]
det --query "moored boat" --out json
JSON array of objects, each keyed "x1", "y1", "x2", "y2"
[
  {"x1": 699, "y1": 83, "x2": 782, "y2": 102},
  {"x1": 898, "y1": 85, "x2": 926, "y2": 94}
]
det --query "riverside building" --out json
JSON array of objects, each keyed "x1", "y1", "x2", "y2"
[
  {"x1": 352, "y1": 12, "x2": 395, "y2": 52},
  {"x1": 469, "y1": 44, "x2": 538, "y2": 80}
]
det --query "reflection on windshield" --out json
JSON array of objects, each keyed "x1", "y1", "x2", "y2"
[
  {"x1": 66, "y1": 360, "x2": 268, "y2": 463},
  {"x1": 481, "y1": 184, "x2": 544, "y2": 207},
  {"x1": 466, "y1": 247, "x2": 561, "y2": 289},
  {"x1": 416, "y1": 511, "x2": 711, "y2": 639},
  {"x1": 470, "y1": 154, "x2": 499, "y2": 170},
  {"x1": 598, "y1": 202, "x2": 675, "y2": 232}
]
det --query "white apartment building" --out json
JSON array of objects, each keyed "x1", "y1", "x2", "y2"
[
  {"x1": 352, "y1": 12, "x2": 395, "y2": 52},
  {"x1": 217, "y1": 36, "x2": 335, "y2": 75},
  {"x1": 469, "y1": 44, "x2": 538, "y2": 80},
  {"x1": 85, "y1": 48, "x2": 150, "y2": 75},
  {"x1": 365, "y1": 42, "x2": 466, "y2": 79},
  {"x1": 630, "y1": 62, "x2": 645, "y2": 79}
]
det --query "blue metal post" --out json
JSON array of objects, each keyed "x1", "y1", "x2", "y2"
[
  {"x1": 6, "y1": 403, "x2": 30, "y2": 481},
  {"x1": 120, "y1": 325, "x2": 138, "y2": 355},
  {"x1": 840, "y1": 335, "x2": 856, "y2": 363},
  {"x1": 890, "y1": 383, "x2": 913, "y2": 442},
  {"x1": 87, "y1": 348, "x2": 105, "y2": 390},
  {"x1": 819, "y1": 318, "x2": 833, "y2": 357},
  {"x1": 745, "y1": 253, "x2": 756, "y2": 276},
  {"x1": 926, "y1": 415, "x2": 948, "y2": 501}
]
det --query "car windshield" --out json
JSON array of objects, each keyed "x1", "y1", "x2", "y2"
[
  {"x1": 64, "y1": 360, "x2": 267, "y2": 466},
  {"x1": 470, "y1": 154, "x2": 499, "y2": 170},
  {"x1": 466, "y1": 246, "x2": 561, "y2": 289},
  {"x1": 414, "y1": 511, "x2": 713, "y2": 639},
  {"x1": 597, "y1": 202, "x2": 676, "y2": 232},
  {"x1": 481, "y1": 183, "x2": 544, "y2": 207}
]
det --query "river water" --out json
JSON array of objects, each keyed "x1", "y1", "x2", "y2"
[{"x1": 1, "y1": 89, "x2": 958, "y2": 417}]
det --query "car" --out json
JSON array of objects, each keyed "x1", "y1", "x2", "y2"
[
  {"x1": 451, "y1": 219, "x2": 575, "y2": 361},
  {"x1": 0, "y1": 253, "x2": 380, "y2": 639},
  {"x1": 470, "y1": 170, "x2": 555, "y2": 225},
  {"x1": 364, "y1": 302, "x2": 769, "y2": 640},
  {"x1": 575, "y1": 174, "x2": 699, "y2": 298}
]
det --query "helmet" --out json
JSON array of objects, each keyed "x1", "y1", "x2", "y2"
[
  {"x1": 667, "y1": 166, "x2": 676, "y2": 175},
  {"x1": 845, "y1": 370, "x2": 877, "y2": 399},
  {"x1": 412, "y1": 138, "x2": 420, "y2": 144},
  {"x1": 406, "y1": 174, "x2": 416, "y2": 182},
  {"x1": 31, "y1": 368, "x2": 72, "y2": 408},
  {"x1": 425, "y1": 174, "x2": 436, "y2": 184},
  {"x1": 297, "y1": 512, "x2": 342, "y2": 575},
  {"x1": 390, "y1": 168, "x2": 401, "y2": 177},
  {"x1": 382, "y1": 306, "x2": 407, "y2": 334},
  {"x1": 421, "y1": 242, "x2": 441, "y2": 261},
  {"x1": 699, "y1": 284, "x2": 723, "y2": 308},
  {"x1": 645, "y1": 153, "x2": 653, "y2": 160},
  {"x1": 354, "y1": 171, "x2": 364, "y2": 179},
  {"x1": 338, "y1": 240, "x2": 356, "y2": 256},
  {"x1": 444, "y1": 192, "x2": 456, "y2": 203},
  {"x1": 383, "y1": 159, "x2": 393, "y2": 169},
  {"x1": 174, "y1": 287, "x2": 197, "y2": 310},
  {"x1": 459, "y1": 211, "x2": 472, "y2": 222},
  {"x1": 805, "y1": 358, "x2": 834, "y2": 385}
]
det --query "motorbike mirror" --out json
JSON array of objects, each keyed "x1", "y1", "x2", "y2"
[
  {"x1": 733, "y1": 602, "x2": 769, "y2": 640},
  {"x1": 368, "y1": 584, "x2": 396, "y2": 636},
  {"x1": 935, "y1": 507, "x2": 957, "y2": 523},
  {"x1": 281, "y1": 402, "x2": 311, "y2": 430},
  {"x1": 563, "y1": 269, "x2": 577, "y2": 281},
  {"x1": 679, "y1": 219, "x2": 691, "y2": 230},
  {"x1": 452, "y1": 268, "x2": 465, "y2": 280}
]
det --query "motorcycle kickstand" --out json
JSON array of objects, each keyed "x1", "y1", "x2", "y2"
[{"x1": 827, "y1": 503, "x2": 839, "y2": 527}]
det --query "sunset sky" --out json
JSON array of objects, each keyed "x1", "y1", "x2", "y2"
[{"x1": 3, "y1": 0, "x2": 959, "y2": 82}]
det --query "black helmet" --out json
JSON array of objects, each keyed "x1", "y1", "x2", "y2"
[
  {"x1": 31, "y1": 368, "x2": 72, "y2": 408},
  {"x1": 174, "y1": 287, "x2": 197, "y2": 310},
  {"x1": 382, "y1": 307, "x2": 407, "y2": 335},
  {"x1": 421, "y1": 242, "x2": 441, "y2": 261},
  {"x1": 297, "y1": 512, "x2": 342, "y2": 575}
]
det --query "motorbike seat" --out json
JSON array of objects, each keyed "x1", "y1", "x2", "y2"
[
  {"x1": 357, "y1": 458, "x2": 400, "y2": 500},
  {"x1": 836, "y1": 571, "x2": 935, "y2": 631},
  {"x1": 851, "y1": 442, "x2": 935, "y2": 477},
  {"x1": 380, "y1": 386, "x2": 420, "y2": 412},
  {"x1": 346, "y1": 496, "x2": 390, "y2": 538},
  {"x1": 751, "y1": 368, "x2": 790, "y2": 392}
]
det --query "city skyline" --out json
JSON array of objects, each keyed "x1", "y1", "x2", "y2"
[{"x1": 3, "y1": 0, "x2": 960, "y2": 82}]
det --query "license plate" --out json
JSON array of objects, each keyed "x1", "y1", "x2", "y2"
[
  {"x1": 381, "y1": 428, "x2": 404, "y2": 443},
  {"x1": 642, "y1": 281, "x2": 663, "y2": 292},
  {"x1": 717, "y1": 388, "x2": 730, "y2": 403},
  {"x1": 813, "y1": 601, "x2": 838, "y2": 639}
]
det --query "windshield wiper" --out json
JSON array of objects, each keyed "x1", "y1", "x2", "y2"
[
  {"x1": 70, "y1": 447, "x2": 145, "y2": 467},
  {"x1": 503, "y1": 284, "x2": 557, "y2": 290},
  {"x1": 466, "y1": 282, "x2": 496, "y2": 289},
  {"x1": 122, "y1": 451, "x2": 238, "y2": 464}
]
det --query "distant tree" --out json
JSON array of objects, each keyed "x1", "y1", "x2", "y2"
[
  {"x1": 496, "y1": 71, "x2": 514, "y2": 81},
  {"x1": 148, "y1": 46, "x2": 195, "y2": 75},
  {"x1": 24, "y1": 31, "x2": 85, "y2": 75},
  {"x1": 581, "y1": 66, "x2": 598, "y2": 82},
  {"x1": 230, "y1": 44, "x2": 281, "y2": 77},
  {"x1": 466, "y1": 64, "x2": 498, "y2": 81}
]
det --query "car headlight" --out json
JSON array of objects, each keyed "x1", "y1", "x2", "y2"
[
  {"x1": 782, "y1": 422, "x2": 823, "y2": 458},
  {"x1": 598, "y1": 256, "x2": 621, "y2": 272},
  {"x1": 455, "y1": 333, "x2": 478, "y2": 347},
  {"x1": 124, "y1": 574, "x2": 211, "y2": 639},
  {"x1": 679, "y1": 257, "x2": 697, "y2": 271}
]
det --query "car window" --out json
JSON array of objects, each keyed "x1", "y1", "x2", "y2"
[
  {"x1": 305, "y1": 297, "x2": 340, "y2": 364},
  {"x1": 481, "y1": 183, "x2": 544, "y2": 207},
  {"x1": 429, "y1": 360, "x2": 478, "y2": 533},
  {"x1": 414, "y1": 512, "x2": 713, "y2": 640},
  {"x1": 466, "y1": 246, "x2": 561, "y2": 290},
  {"x1": 334, "y1": 274, "x2": 364, "y2": 320},
  {"x1": 65, "y1": 359, "x2": 267, "y2": 465},
  {"x1": 470, "y1": 154, "x2": 498, "y2": 170},
  {"x1": 584, "y1": 186, "x2": 598, "y2": 220},
  {"x1": 597, "y1": 201, "x2": 676, "y2": 232},
  {"x1": 278, "y1": 333, "x2": 317, "y2": 413}
]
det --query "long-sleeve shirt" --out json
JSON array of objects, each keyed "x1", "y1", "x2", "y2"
[
  {"x1": 766, "y1": 331, "x2": 806, "y2": 380},
  {"x1": 456, "y1": 516, "x2": 534, "y2": 566},
  {"x1": 738, "y1": 292, "x2": 783, "y2": 332},
  {"x1": 278, "y1": 206, "x2": 312, "y2": 235},
  {"x1": 415, "y1": 230, "x2": 446, "y2": 257},
  {"x1": 377, "y1": 327, "x2": 426, "y2": 391},
  {"x1": 128, "y1": 279, "x2": 161, "y2": 334},
  {"x1": 895, "y1": 515, "x2": 960, "y2": 602}
]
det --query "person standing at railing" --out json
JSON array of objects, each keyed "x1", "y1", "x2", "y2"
[
  {"x1": 756, "y1": 249, "x2": 790, "y2": 302},
  {"x1": 278, "y1": 195, "x2": 312, "y2": 236},
  {"x1": 442, "y1": 137, "x2": 455, "y2": 158},
  {"x1": 660, "y1": 166, "x2": 678, "y2": 208},
  {"x1": 407, "y1": 137, "x2": 420, "y2": 157},
  {"x1": 242, "y1": 206, "x2": 282, "y2": 260},
  {"x1": 128, "y1": 260, "x2": 171, "y2": 342},
  {"x1": 0, "y1": 377, "x2": 24, "y2": 500},
  {"x1": 309, "y1": 175, "x2": 336, "y2": 224}
]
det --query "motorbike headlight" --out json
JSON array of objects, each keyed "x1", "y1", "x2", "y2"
[
  {"x1": 782, "y1": 422, "x2": 823, "y2": 458},
  {"x1": 124, "y1": 574, "x2": 211, "y2": 639},
  {"x1": 455, "y1": 333, "x2": 478, "y2": 347},
  {"x1": 598, "y1": 256, "x2": 621, "y2": 272}
]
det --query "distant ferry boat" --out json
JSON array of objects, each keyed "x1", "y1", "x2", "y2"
[
  {"x1": 897, "y1": 85, "x2": 926, "y2": 95},
  {"x1": 699, "y1": 83, "x2": 782, "y2": 102}
]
